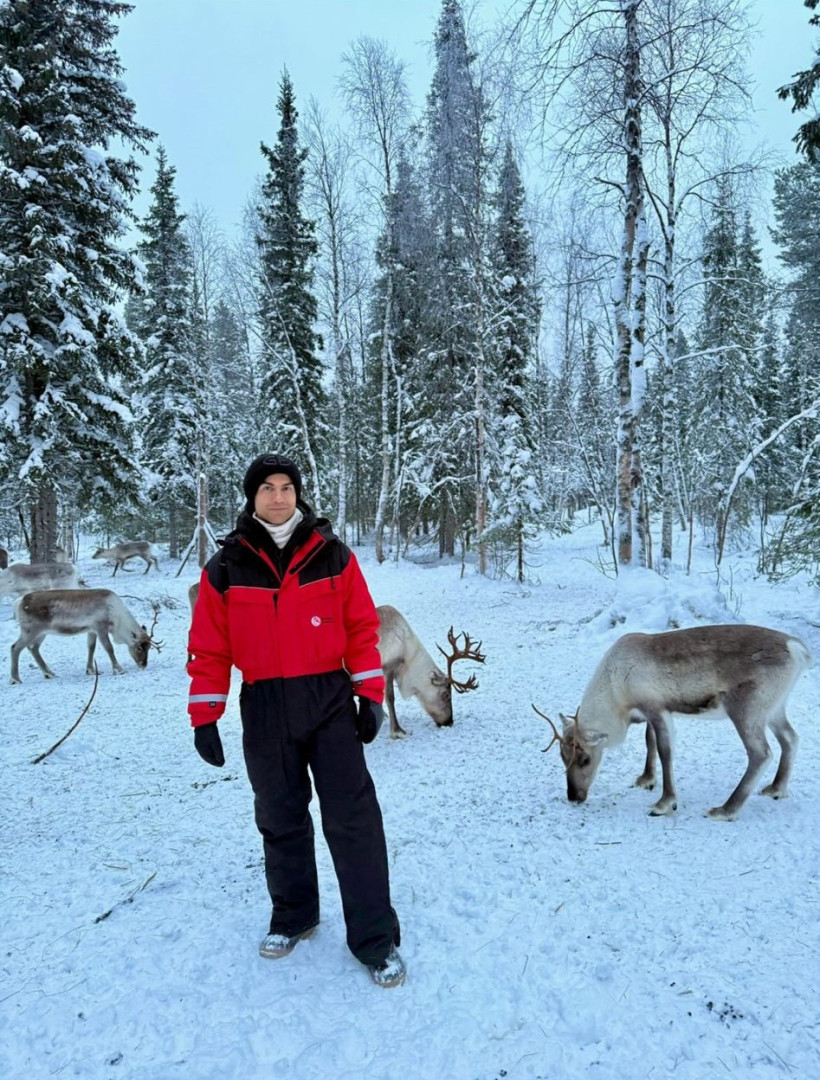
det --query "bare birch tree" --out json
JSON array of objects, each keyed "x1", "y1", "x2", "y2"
[
  {"x1": 303, "y1": 99, "x2": 362, "y2": 539},
  {"x1": 340, "y1": 37, "x2": 410, "y2": 561}
]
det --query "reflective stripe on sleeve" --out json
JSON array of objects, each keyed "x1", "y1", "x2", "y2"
[
  {"x1": 189, "y1": 694, "x2": 229, "y2": 704},
  {"x1": 350, "y1": 669, "x2": 383, "y2": 682}
]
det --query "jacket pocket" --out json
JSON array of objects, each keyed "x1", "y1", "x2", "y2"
[
  {"x1": 227, "y1": 587, "x2": 276, "y2": 675},
  {"x1": 299, "y1": 578, "x2": 345, "y2": 669}
]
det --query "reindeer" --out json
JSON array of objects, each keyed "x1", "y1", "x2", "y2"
[
  {"x1": 0, "y1": 547, "x2": 7, "y2": 571},
  {"x1": 376, "y1": 605, "x2": 485, "y2": 738},
  {"x1": 188, "y1": 580, "x2": 200, "y2": 613},
  {"x1": 536, "y1": 623, "x2": 811, "y2": 821},
  {"x1": 92, "y1": 541, "x2": 159, "y2": 576},
  {"x1": 0, "y1": 562, "x2": 80, "y2": 600},
  {"x1": 10, "y1": 588, "x2": 163, "y2": 683}
]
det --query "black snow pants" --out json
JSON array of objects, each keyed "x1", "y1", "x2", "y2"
[{"x1": 240, "y1": 672, "x2": 399, "y2": 966}]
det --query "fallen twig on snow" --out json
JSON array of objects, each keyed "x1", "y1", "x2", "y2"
[
  {"x1": 94, "y1": 871, "x2": 157, "y2": 924},
  {"x1": 31, "y1": 664, "x2": 99, "y2": 764}
]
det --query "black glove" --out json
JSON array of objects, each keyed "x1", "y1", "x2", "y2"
[
  {"x1": 355, "y1": 697, "x2": 384, "y2": 744},
  {"x1": 194, "y1": 722, "x2": 225, "y2": 767}
]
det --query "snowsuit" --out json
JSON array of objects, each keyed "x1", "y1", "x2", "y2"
[{"x1": 187, "y1": 506, "x2": 399, "y2": 965}]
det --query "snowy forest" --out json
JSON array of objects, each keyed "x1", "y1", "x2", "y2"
[{"x1": 1, "y1": 0, "x2": 820, "y2": 583}]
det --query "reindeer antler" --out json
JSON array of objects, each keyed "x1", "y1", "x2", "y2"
[
  {"x1": 436, "y1": 627, "x2": 486, "y2": 693},
  {"x1": 147, "y1": 600, "x2": 164, "y2": 652},
  {"x1": 532, "y1": 703, "x2": 564, "y2": 753}
]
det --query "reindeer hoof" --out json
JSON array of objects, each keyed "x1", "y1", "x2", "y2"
[
  {"x1": 707, "y1": 806, "x2": 737, "y2": 821},
  {"x1": 389, "y1": 730, "x2": 408, "y2": 740},
  {"x1": 634, "y1": 775, "x2": 655, "y2": 790},
  {"x1": 759, "y1": 784, "x2": 787, "y2": 800},
  {"x1": 649, "y1": 800, "x2": 676, "y2": 816}
]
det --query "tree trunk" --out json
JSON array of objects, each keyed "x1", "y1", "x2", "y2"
[
  {"x1": 197, "y1": 472, "x2": 209, "y2": 569},
  {"x1": 169, "y1": 504, "x2": 179, "y2": 560},
  {"x1": 29, "y1": 482, "x2": 58, "y2": 563},
  {"x1": 613, "y1": 0, "x2": 644, "y2": 569},
  {"x1": 373, "y1": 246, "x2": 394, "y2": 562}
]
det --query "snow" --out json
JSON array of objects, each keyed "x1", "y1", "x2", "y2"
[{"x1": 1, "y1": 523, "x2": 819, "y2": 1080}]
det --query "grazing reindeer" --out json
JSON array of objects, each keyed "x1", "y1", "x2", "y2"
[
  {"x1": 93, "y1": 541, "x2": 159, "y2": 576},
  {"x1": 537, "y1": 623, "x2": 811, "y2": 821},
  {"x1": 376, "y1": 605, "x2": 485, "y2": 738},
  {"x1": 0, "y1": 547, "x2": 7, "y2": 570},
  {"x1": 0, "y1": 562, "x2": 80, "y2": 600},
  {"x1": 10, "y1": 588, "x2": 163, "y2": 683}
]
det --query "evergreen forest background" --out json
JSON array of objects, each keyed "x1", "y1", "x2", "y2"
[{"x1": 2, "y1": 0, "x2": 820, "y2": 583}]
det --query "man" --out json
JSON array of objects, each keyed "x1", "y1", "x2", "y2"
[{"x1": 187, "y1": 453, "x2": 404, "y2": 988}]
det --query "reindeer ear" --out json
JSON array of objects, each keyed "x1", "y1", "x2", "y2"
[{"x1": 559, "y1": 712, "x2": 574, "y2": 731}]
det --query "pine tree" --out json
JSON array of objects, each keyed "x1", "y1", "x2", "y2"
[
  {"x1": 131, "y1": 147, "x2": 196, "y2": 557},
  {"x1": 419, "y1": 0, "x2": 487, "y2": 557},
  {"x1": 776, "y1": 0, "x2": 820, "y2": 162},
  {"x1": 368, "y1": 147, "x2": 434, "y2": 549},
  {"x1": 257, "y1": 71, "x2": 325, "y2": 497},
  {"x1": 0, "y1": 0, "x2": 152, "y2": 559},
  {"x1": 691, "y1": 185, "x2": 767, "y2": 554},
  {"x1": 209, "y1": 298, "x2": 257, "y2": 525},
  {"x1": 767, "y1": 161, "x2": 820, "y2": 575},
  {"x1": 485, "y1": 140, "x2": 541, "y2": 581}
]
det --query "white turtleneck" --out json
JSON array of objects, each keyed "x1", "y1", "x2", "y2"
[{"x1": 253, "y1": 507, "x2": 304, "y2": 549}]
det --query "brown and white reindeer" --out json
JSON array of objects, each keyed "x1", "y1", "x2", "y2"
[
  {"x1": 536, "y1": 623, "x2": 811, "y2": 821},
  {"x1": 0, "y1": 561, "x2": 81, "y2": 600},
  {"x1": 10, "y1": 588, "x2": 163, "y2": 683},
  {"x1": 376, "y1": 605, "x2": 485, "y2": 738},
  {"x1": 92, "y1": 541, "x2": 160, "y2": 576}
]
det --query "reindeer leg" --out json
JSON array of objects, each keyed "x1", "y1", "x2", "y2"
[
  {"x1": 27, "y1": 633, "x2": 57, "y2": 680},
  {"x1": 85, "y1": 632, "x2": 97, "y2": 675},
  {"x1": 708, "y1": 692, "x2": 772, "y2": 820},
  {"x1": 97, "y1": 629, "x2": 124, "y2": 675},
  {"x1": 646, "y1": 711, "x2": 677, "y2": 815},
  {"x1": 634, "y1": 721, "x2": 657, "y2": 789},
  {"x1": 759, "y1": 712, "x2": 798, "y2": 800},
  {"x1": 10, "y1": 636, "x2": 32, "y2": 683},
  {"x1": 386, "y1": 674, "x2": 407, "y2": 739}
]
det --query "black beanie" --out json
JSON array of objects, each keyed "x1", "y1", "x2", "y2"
[{"x1": 243, "y1": 453, "x2": 303, "y2": 509}]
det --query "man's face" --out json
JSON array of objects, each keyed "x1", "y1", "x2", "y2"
[{"x1": 254, "y1": 473, "x2": 297, "y2": 525}]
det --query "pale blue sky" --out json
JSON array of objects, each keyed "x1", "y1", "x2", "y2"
[{"x1": 114, "y1": 0, "x2": 816, "y2": 234}]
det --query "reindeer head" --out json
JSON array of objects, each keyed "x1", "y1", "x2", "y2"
[
  {"x1": 430, "y1": 627, "x2": 486, "y2": 726},
  {"x1": 130, "y1": 603, "x2": 164, "y2": 669},
  {"x1": 533, "y1": 704, "x2": 608, "y2": 804}
]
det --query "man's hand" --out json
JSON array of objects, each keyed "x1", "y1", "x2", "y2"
[
  {"x1": 194, "y1": 722, "x2": 225, "y2": 767},
  {"x1": 355, "y1": 697, "x2": 384, "y2": 744}
]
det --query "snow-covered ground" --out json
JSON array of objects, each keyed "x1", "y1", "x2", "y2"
[{"x1": 1, "y1": 522, "x2": 818, "y2": 1080}]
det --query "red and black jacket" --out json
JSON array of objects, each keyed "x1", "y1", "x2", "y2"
[{"x1": 187, "y1": 508, "x2": 384, "y2": 727}]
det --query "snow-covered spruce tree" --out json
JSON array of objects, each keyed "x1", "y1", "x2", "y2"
[
  {"x1": 767, "y1": 161, "x2": 820, "y2": 576},
  {"x1": 208, "y1": 298, "x2": 257, "y2": 526},
  {"x1": 690, "y1": 180, "x2": 764, "y2": 551},
  {"x1": 0, "y1": 0, "x2": 151, "y2": 560},
  {"x1": 130, "y1": 146, "x2": 196, "y2": 558},
  {"x1": 484, "y1": 139, "x2": 541, "y2": 582},
  {"x1": 776, "y1": 0, "x2": 820, "y2": 162},
  {"x1": 367, "y1": 146, "x2": 435, "y2": 553},
  {"x1": 418, "y1": 0, "x2": 487, "y2": 558},
  {"x1": 256, "y1": 71, "x2": 325, "y2": 500}
]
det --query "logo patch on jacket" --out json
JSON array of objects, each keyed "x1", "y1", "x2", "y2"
[{"x1": 310, "y1": 615, "x2": 334, "y2": 627}]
